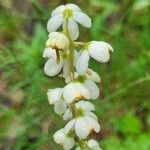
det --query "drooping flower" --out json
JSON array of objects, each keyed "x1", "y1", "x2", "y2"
[
  {"x1": 43, "y1": 47, "x2": 79, "y2": 78},
  {"x1": 47, "y1": 3, "x2": 91, "y2": 40},
  {"x1": 63, "y1": 100, "x2": 98, "y2": 121},
  {"x1": 63, "y1": 82, "x2": 91, "y2": 104},
  {"x1": 43, "y1": 48, "x2": 63, "y2": 77},
  {"x1": 47, "y1": 88, "x2": 67, "y2": 115},
  {"x1": 53, "y1": 128, "x2": 75, "y2": 150},
  {"x1": 76, "y1": 139, "x2": 102, "y2": 150},
  {"x1": 64, "y1": 101, "x2": 100, "y2": 139},
  {"x1": 65, "y1": 69, "x2": 101, "y2": 99},
  {"x1": 76, "y1": 41, "x2": 113, "y2": 74}
]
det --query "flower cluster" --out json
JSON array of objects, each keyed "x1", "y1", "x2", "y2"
[{"x1": 43, "y1": 3, "x2": 113, "y2": 150}]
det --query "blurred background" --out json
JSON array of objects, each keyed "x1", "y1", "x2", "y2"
[{"x1": 0, "y1": 0, "x2": 150, "y2": 149}]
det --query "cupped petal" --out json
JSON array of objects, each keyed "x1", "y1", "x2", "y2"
[
  {"x1": 53, "y1": 128, "x2": 66, "y2": 144},
  {"x1": 75, "y1": 117, "x2": 90, "y2": 139},
  {"x1": 75, "y1": 101, "x2": 95, "y2": 112},
  {"x1": 76, "y1": 50, "x2": 90, "y2": 75},
  {"x1": 88, "y1": 139, "x2": 102, "y2": 150},
  {"x1": 66, "y1": 3, "x2": 81, "y2": 12},
  {"x1": 44, "y1": 58, "x2": 63, "y2": 77},
  {"x1": 63, "y1": 82, "x2": 91, "y2": 103},
  {"x1": 85, "y1": 116, "x2": 100, "y2": 133},
  {"x1": 54, "y1": 101, "x2": 67, "y2": 115},
  {"x1": 88, "y1": 41, "x2": 113, "y2": 63},
  {"x1": 42, "y1": 48, "x2": 56, "y2": 59},
  {"x1": 47, "y1": 88, "x2": 63, "y2": 105},
  {"x1": 84, "y1": 80, "x2": 100, "y2": 99},
  {"x1": 52, "y1": 5, "x2": 65, "y2": 16},
  {"x1": 68, "y1": 18, "x2": 79, "y2": 40},
  {"x1": 63, "y1": 138, "x2": 75, "y2": 150},
  {"x1": 86, "y1": 112, "x2": 98, "y2": 121},
  {"x1": 47, "y1": 15, "x2": 63, "y2": 33},
  {"x1": 86, "y1": 69, "x2": 101, "y2": 83},
  {"x1": 63, "y1": 108, "x2": 73, "y2": 121},
  {"x1": 64, "y1": 119, "x2": 76, "y2": 134},
  {"x1": 73, "y1": 12, "x2": 91, "y2": 28}
]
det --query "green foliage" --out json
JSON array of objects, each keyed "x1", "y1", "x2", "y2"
[
  {"x1": 0, "y1": 0, "x2": 150, "y2": 149},
  {"x1": 116, "y1": 112, "x2": 142, "y2": 135}
]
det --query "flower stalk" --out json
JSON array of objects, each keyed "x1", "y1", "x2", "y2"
[{"x1": 65, "y1": 18, "x2": 75, "y2": 80}]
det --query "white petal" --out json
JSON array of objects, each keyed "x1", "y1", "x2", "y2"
[
  {"x1": 63, "y1": 82, "x2": 91, "y2": 103},
  {"x1": 53, "y1": 128, "x2": 66, "y2": 144},
  {"x1": 54, "y1": 101, "x2": 67, "y2": 115},
  {"x1": 47, "y1": 15, "x2": 63, "y2": 33},
  {"x1": 47, "y1": 88, "x2": 63, "y2": 105},
  {"x1": 63, "y1": 108, "x2": 73, "y2": 121},
  {"x1": 89, "y1": 41, "x2": 113, "y2": 63},
  {"x1": 52, "y1": 5, "x2": 65, "y2": 16},
  {"x1": 75, "y1": 101, "x2": 95, "y2": 112},
  {"x1": 44, "y1": 58, "x2": 63, "y2": 77},
  {"x1": 84, "y1": 80, "x2": 100, "y2": 99},
  {"x1": 74, "y1": 12, "x2": 91, "y2": 28},
  {"x1": 75, "y1": 117, "x2": 90, "y2": 139},
  {"x1": 86, "y1": 69, "x2": 101, "y2": 83},
  {"x1": 63, "y1": 60, "x2": 70, "y2": 78},
  {"x1": 86, "y1": 112, "x2": 98, "y2": 121},
  {"x1": 68, "y1": 18, "x2": 79, "y2": 40},
  {"x1": 74, "y1": 50, "x2": 80, "y2": 66},
  {"x1": 76, "y1": 50, "x2": 90, "y2": 75},
  {"x1": 66, "y1": 3, "x2": 81, "y2": 12},
  {"x1": 42, "y1": 48, "x2": 56, "y2": 59},
  {"x1": 63, "y1": 138, "x2": 75, "y2": 150},
  {"x1": 88, "y1": 139, "x2": 102, "y2": 150},
  {"x1": 85, "y1": 116, "x2": 100, "y2": 133},
  {"x1": 64, "y1": 119, "x2": 76, "y2": 134}
]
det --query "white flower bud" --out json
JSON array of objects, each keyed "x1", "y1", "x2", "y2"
[{"x1": 46, "y1": 32, "x2": 69, "y2": 50}]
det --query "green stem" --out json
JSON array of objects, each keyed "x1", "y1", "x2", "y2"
[{"x1": 65, "y1": 19, "x2": 74, "y2": 80}]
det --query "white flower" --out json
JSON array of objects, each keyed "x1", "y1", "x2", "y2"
[
  {"x1": 63, "y1": 100, "x2": 98, "y2": 121},
  {"x1": 86, "y1": 69, "x2": 101, "y2": 83},
  {"x1": 43, "y1": 48, "x2": 63, "y2": 77},
  {"x1": 63, "y1": 82, "x2": 91, "y2": 103},
  {"x1": 76, "y1": 139, "x2": 102, "y2": 150},
  {"x1": 64, "y1": 101, "x2": 100, "y2": 139},
  {"x1": 53, "y1": 128, "x2": 75, "y2": 150},
  {"x1": 46, "y1": 32, "x2": 69, "y2": 50},
  {"x1": 47, "y1": 3, "x2": 91, "y2": 40},
  {"x1": 43, "y1": 48, "x2": 78, "y2": 78},
  {"x1": 47, "y1": 88, "x2": 67, "y2": 115},
  {"x1": 65, "y1": 69, "x2": 101, "y2": 99},
  {"x1": 76, "y1": 41, "x2": 113, "y2": 74}
]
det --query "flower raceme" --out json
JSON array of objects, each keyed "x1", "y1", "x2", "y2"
[{"x1": 43, "y1": 3, "x2": 113, "y2": 150}]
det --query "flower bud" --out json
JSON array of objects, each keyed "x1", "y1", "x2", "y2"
[{"x1": 46, "y1": 32, "x2": 69, "y2": 50}]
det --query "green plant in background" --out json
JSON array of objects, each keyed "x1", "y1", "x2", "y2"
[{"x1": 0, "y1": 0, "x2": 150, "y2": 150}]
